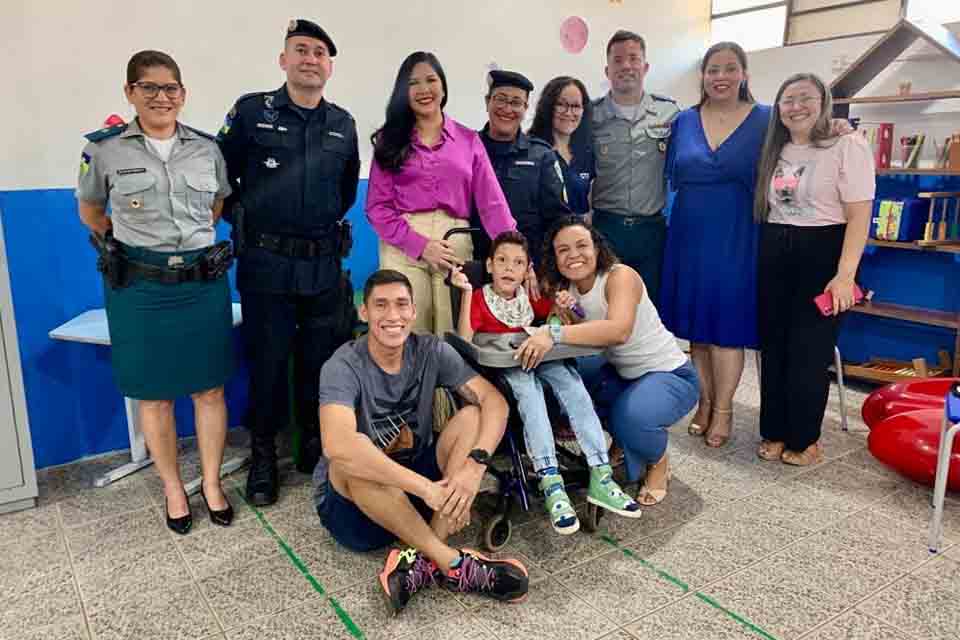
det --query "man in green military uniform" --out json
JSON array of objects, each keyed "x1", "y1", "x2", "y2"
[{"x1": 592, "y1": 30, "x2": 679, "y2": 309}]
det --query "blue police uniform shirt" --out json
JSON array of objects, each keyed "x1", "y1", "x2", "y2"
[{"x1": 558, "y1": 146, "x2": 595, "y2": 215}]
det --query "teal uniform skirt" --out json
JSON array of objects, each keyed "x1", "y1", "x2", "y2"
[{"x1": 104, "y1": 244, "x2": 235, "y2": 400}]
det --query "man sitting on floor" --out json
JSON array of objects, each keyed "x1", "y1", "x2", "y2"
[{"x1": 313, "y1": 269, "x2": 529, "y2": 613}]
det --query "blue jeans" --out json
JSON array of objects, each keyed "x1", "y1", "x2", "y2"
[
  {"x1": 578, "y1": 357, "x2": 700, "y2": 481},
  {"x1": 501, "y1": 360, "x2": 608, "y2": 471}
]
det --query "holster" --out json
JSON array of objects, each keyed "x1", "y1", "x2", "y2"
[{"x1": 89, "y1": 232, "x2": 131, "y2": 289}]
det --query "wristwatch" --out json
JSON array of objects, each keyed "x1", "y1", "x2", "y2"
[
  {"x1": 468, "y1": 448, "x2": 491, "y2": 466},
  {"x1": 549, "y1": 323, "x2": 563, "y2": 345}
]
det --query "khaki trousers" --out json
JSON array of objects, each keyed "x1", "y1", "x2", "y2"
[{"x1": 378, "y1": 210, "x2": 473, "y2": 336}]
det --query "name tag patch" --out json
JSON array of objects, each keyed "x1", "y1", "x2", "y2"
[
  {"x1": 327, "y1": 131, "x2": 344, "y2": 139},
  {"x1": 256, "y1": 123, "x2": 275, "y2": 130},
  {"x1": 514, "y1": 160, "x2": 535, "y2": 166},
  {"x1": 117, "y1": 167, "x2": 147, "y2": 175}
]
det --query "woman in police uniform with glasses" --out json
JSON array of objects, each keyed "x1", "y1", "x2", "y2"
[{"x1": 76, "y1": 50, "x2": 235, "y2": 534}]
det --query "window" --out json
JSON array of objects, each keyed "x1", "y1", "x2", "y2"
[{"x1": 710, "y1": 1, "x2": 905, "y2": 51}]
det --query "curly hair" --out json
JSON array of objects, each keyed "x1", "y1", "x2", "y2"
[{"x1": 538, "y1": 215, "x2": 619, "y2": 291}]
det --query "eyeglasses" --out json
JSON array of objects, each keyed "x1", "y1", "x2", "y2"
[
  {"x1": 491, "y1": 94, "x2": 527, "y2": 111},
  {"x1": 554, "y1": 101, "x2": 584, "y2": 114},
  {"x1": 778, "y1": 95, "x2": 819, "y2": 108},
  {"x1": 131, "y1": 82, "x2": 183, "y2": 99}
]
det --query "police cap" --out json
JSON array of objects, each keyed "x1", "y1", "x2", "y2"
[
  {"x1": 488, "y1": 70, "x2": 533, "y2": 94},
  {"x1": 285, "y1": 18, "x2": 337, "y2": 56}
]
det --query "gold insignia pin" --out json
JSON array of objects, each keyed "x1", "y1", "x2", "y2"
[
  {"x1": 600, "y1": 145, "x2": 609, "y2": 156},
  {"x1": 131, "y1": 198, "x2": 142, "y2": 209}
]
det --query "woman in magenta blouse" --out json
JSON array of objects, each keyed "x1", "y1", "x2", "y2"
[{"x1": 367, "y1": 51, "x2": 516, "y2": 335}]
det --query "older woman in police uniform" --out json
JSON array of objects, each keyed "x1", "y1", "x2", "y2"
[{"x1": 76, "y1": 50, "x2": 235, "y2": 534}]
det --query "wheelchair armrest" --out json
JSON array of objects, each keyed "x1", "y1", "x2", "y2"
[{"x1": 444, "y1": 331, "x2": 603, "y2": 369}]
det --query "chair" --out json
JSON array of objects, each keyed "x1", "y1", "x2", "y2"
[
  {"x1": 441, "y1": 227, "x2": 606, "y2": 550},
  {"x1": 928, "y1": 381, "x2": 960, "y2": 553}
]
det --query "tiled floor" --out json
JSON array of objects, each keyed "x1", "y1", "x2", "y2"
[{"x1": 4, "y1": 356, "x2": 960, "y2": 640}]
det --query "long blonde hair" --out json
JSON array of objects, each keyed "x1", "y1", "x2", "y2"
[{"x1": 753, "y1": 73, "x2": 835, "y2": 222}]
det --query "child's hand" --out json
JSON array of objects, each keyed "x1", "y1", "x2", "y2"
[
  {"x1": 555, "y1": 290, "x2": 577, "y2": 310},
  {"x1": 449, "y1": 265, "x2": 472, "y2": 291}
]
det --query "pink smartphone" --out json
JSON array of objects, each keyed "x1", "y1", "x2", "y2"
[{"x1": 814, "y1": 285, "x2": 864, "y2": 316}]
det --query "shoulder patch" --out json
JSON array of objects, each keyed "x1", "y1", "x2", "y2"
[
  {"x1": 83, "y1": 123, "x2": 127, "y2": 143},
  {"x1": 235, "y1": 91, "x2": 265, "y2": 106},
  {"x1": 182, "y1": 124, "x2": 215, "y2": 141}
]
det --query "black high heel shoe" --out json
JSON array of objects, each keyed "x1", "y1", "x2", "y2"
[
  {"x1": 200, "y1": 483, "x2": 234, "y2": 527},
  {"x1": 165, "y1": 493, "x2": 193, "y2": 535}
]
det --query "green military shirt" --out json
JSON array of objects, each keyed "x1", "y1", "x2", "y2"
[
  {"x1": 77, "y1": 119, "x2": 232, "y2": 251},
  {"x1": 591, "y1": 91, "x2": 679, "y2": 217}
]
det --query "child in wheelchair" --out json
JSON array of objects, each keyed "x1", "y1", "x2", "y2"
[{"x1": 449, "y1": 231, "x2": 641, "y2": 535}]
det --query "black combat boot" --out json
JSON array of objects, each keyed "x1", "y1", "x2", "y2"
[
  {"x1": 296, "y1": 430, "x2": 322, "y2": 474},
  {"x1": 246, "y1": 434, "x2": 279, "y2": 506}
]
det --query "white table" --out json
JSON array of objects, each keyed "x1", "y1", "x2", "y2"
[{"x1": 49, "y1": 304, "x2": 248, "y2": 492}]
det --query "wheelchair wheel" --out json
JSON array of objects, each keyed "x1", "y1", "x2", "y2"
[
  {"x1": 483, "y1": 513, "x2": 512, "y2": 551},
  {"x1": 582, "y1": 503, "x2": 602, "y2": 533}
]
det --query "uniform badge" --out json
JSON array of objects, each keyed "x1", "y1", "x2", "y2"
[
  {"x1": 264, "y1": 157, "x2": 279, "y2": 169},
  {"x1": 264, "y1": 95, "x2": 275, "y2": 110},
  {"x1": 658, "y1": 141, "x2": 667, "y2": 153},
  {"x1": 167, "y1": 255, "x2": 185, "y2": 267},
  {"x1": 264, "y1": 109, "x2": 279, "y2": 123},
  {"x1": 288, "y1": 19, "x2": 299, "y2": 33},
  {"x1": 600, "y1": 145, "x2": 609, "y2": 156},
  {"x1": 130, "y1": 198, "x2": 142, "y2": 209},
  {"x1": 80, "y1": 152, "x2": 91, "y2": 176}
]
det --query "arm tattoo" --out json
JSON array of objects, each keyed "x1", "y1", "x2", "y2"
[{"x1": 456, "y1": 382, "x2": 482, "y2": 406}]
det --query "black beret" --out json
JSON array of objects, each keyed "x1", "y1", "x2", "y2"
[
  {"x1": 488, "y1": 70, "x2": 533, "y2": 93},
  {"x1": 285, "y1": 19, "x2": 337, "y2": 56}
]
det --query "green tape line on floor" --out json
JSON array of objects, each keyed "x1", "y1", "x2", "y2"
[
  {"x1": 600, "y1": 534, "x2": 780, "y2": 640},
  {"x1": 238, "y1": 490, "x2": 366, "y2": 640}
]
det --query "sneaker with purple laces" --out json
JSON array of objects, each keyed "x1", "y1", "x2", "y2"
[
  {"x1": 441, "y1": 549, "x2": 529, "y2": 603},
  {"x1": 378, "y1": 547, "x2": 440, "y2": 614}
]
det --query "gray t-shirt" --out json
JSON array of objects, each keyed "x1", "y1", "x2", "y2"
[{"x1": 312, "y1": 333, "x2": 476, "y2": 507}]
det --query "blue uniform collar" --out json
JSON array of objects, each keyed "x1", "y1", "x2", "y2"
[{"x1": 479, "y1": 124, "x2": 530, "y2": 152}]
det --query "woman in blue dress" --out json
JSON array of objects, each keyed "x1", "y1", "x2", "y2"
[
  {"x1": 660, "y1": 42, "x2": 768, "y2": 447},
  {"x1": 529, "y1": 76, "x2": 595, "y2": 218}
]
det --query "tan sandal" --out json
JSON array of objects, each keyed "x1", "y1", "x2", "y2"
[
  {"x1": 688, "y1": 400, "x2": 711, "y2": 436},
  {"x1": 757, "y1": 440, "x2": 785, "y2": 461},
  {"x1": 781, "y1": 442, "x2": 824, "y2": 466},
  {"x1": 637, "y1": 456, "x2": 671, "y2": 506},
  {"x1": 704, "y1": 408, "x2": 733, "y2": 448}
]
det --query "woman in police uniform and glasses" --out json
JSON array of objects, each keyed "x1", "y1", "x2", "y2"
[{"x1": 76, "y1": 50, "x2": 235, "y2": 534}]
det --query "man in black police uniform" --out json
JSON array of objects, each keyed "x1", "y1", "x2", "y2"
[
  {"x1": 472, "y1": 70, "x2": 569, "y2": 271},
  {"x1": 217, "y1": 19, "x2": 361, "y2": 506}
]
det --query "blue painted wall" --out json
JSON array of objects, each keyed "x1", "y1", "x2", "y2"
[
  {"x1": 837, "y1": 174, "x2": 960, "y2": 368},
  {"x1": 0, "y1": 181, "x2": 374, "y2": 469}
]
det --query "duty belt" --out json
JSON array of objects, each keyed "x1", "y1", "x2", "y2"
[
  {"x1": 90, "y1": 234, "x2": 233, "y2": 289},
  {"x1": 250, "y1": 232, "x2": 337, "y2": 259}
]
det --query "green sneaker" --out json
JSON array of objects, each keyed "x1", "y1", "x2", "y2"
[
  {"x1": 587, "y1": 464, "x2": 642, "y2": 518},
  {"x1": 539, "y1": 473, "x2": 579, "y2": 535}
]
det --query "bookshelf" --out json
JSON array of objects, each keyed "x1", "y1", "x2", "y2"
[{"x1": 830, "y1": 17, "x2": 960, "y2": 384}]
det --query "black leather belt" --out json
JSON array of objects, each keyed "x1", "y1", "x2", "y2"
[{"x1": 250, "y1": 232, "x2": 336, "y2": 259}]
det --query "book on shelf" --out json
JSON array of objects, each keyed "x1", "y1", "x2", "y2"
[{"x1": 859, "y1": 122, "x2": 893, "y2": 169}]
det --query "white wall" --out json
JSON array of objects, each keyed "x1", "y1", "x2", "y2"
[
  {"x1": 1, "y1": 0, "x2": 711, "y2": 191},
  {"x1": 748, "y1": 21, "x2": 960, "y2": 168}
]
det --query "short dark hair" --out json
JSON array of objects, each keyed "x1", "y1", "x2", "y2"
[
  {"x1": 540, "y1": 216, "x2": 619, "y2": 290},
  {"x1": 363, "y1": 269, "x2": 414, "y2": 303},
  {"x1": 606, "y1": 30, "x2": 646, "y2": 57},
  {"x1": 126, "y1": 50, "x2": 182, "y2": 85},
  {"x1": 489, "y1": 231, "x2": 530, "y2": 261}
]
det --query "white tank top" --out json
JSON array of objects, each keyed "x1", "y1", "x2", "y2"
[{"x1": 570, "y1": 265, "x2": 687, "y2": 379}]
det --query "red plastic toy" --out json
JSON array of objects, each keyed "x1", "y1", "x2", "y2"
[
  {"x1": 861, "y1": 378, "x2": 959, "y2": 429},
  {"x1": 868, "y1": 408, "x2": 960, "y2": 490}
]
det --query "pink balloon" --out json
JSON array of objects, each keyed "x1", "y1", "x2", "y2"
[{"x1": 560, "y1": 16, "x2": 589, "y2": 54}]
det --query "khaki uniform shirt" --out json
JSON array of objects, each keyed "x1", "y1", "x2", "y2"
[
  {"x1": 77, "y1": 119, "x2": 231, "y2": 251},
  {"x1": 591, "y1": 91, "x2": 679, "y2": 217}
]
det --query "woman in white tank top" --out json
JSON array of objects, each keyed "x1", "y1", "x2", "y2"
[{"x1": 517, "y1": 217, "x2": 700, "y2": 505}]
